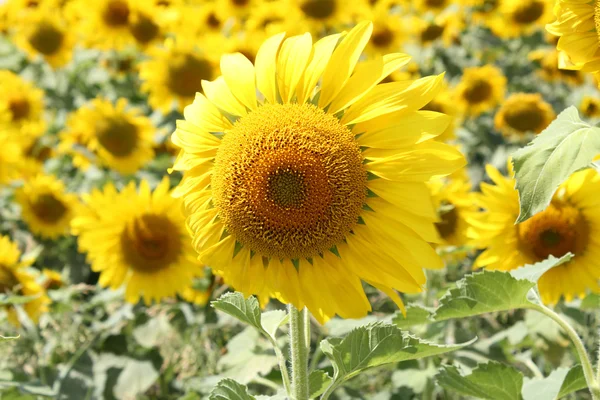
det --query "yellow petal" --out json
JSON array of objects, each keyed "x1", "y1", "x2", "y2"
[
  {"x1": 296, "y1": 33, "x2": 342, "y2": 104},
  {"x1": 277, "y1": 33, "x2": 313, "y2": 103},
  {"x1": 183, "y1": 93, "x2": 232, "y2": 133},
  {"x1": 255, "y1": 32, "x2": 286, "y2": 104},
  {"x1": 202, "y1": 77, "x2": 247, "y2": 117},
  {"x1": 172, "y1": 120, "x2": 221, "y2": 153},
  {"x1": 319, "y1": 21, "x2": 373, "y2": 108},
  {"x1": 220, "y1": 53, "x2": 257, "y2": 110}
]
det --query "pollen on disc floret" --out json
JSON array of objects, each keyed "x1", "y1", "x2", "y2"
[{"x1": 212, "y1": 102, "x2": 367, "y2": 260}]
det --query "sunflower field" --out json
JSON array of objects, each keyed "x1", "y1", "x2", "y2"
[{"x1": 4, "y1": 0, "x2": 600, "y2": 399}]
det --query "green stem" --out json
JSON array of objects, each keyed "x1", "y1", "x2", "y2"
[
  {"x1": 269, "y1": 337, "x2": 292, "y2": 396},
  {"x1": 289, "y1": 304, "x2": 309, "y2": 400},
  {"x1": 530, "y1": 303, "x2": 600, "y2": 399}
]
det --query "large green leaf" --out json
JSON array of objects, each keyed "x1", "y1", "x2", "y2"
[
  {"x1": 557, "y1": 365, "x2": 587, "y2": 398},
  {"x1": 512, "y1": 106, "x2": 600, "y2": 223},
  {"x1": 211, "y1": 293, "x2": 263, "y2": 331},
  {"x1": 522, "y1": 367, "x2": 570, "y2": 400},
  {"x1": 436, "y1": 362, "x2": 523, "y2": 400},
  {"x1": 433, "y1": 254, "x2": 570, "y2": 321},
  {"x1": 320, "y1": 323, "x2": 474, "y2": 388},
  {"x1": 209, "y1": 379, "x2": 256, "y2": 400},
  {"x1": 308, "y1": 370, "x2": 332, "y2": 398}
]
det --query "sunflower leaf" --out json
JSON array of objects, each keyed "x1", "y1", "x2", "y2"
[
  {"x1": 211, "y1": 292, "x2": 264, "y2": 332},
  {"x1": 557, "y1": 365, "x2": 587, "y2": 398},
  {"x1": 0, "y1": 294, "x2": 39, "y2": 306},
  {"x1": 209, "y1": 378, "x2": 256, "y2": 400},
  {"x1": 308, "y1": 370, "x2": 333, "y2": 398},
  {"x1": 391, "y1": 304, "x2": 434, "y2": 328},
  {"x1": 436, "y1": 362, "x2": 524, "y2": 400},
  {"x1": 512, "y1": 106, "x2": 600, "y2": 223},
  {"x1": 433, "y1": 254, "x2": 570, "y2": 321},
  {"x1": 320, "y1": 322, "x2": 475, "y2": 390}
]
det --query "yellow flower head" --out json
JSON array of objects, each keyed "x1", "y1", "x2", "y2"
[
  {"x1": 468, "y1": 165, "x2": 600, "y2": 304},
  {"x1": 170, "y1": 22, "x2": 465, "y2": 322},
  {"x1": 0, "y1": 132, "x2": 24, "y2": 184},
  {"x1": 16, "y1": 174, "x2": 80, "y2": 239},
  {"x1": 494, "y1": 92, "x2": 555, "y2": 139},
  {"x1": 0, "y1": 235, "x2": 50, "y2": 326},
  {"x1": 530, "y1": 49, "x2": 585, "y2": 86},
  {"x1": 455, "y1": 64, "x2": 507, "y2": 116},
  {"x1": 580, "y1": 95, "x2": 600, "y2": 118},
  {"x1": 60, "y1": 98, "x2": 155, "y2": 174},
  {"x1": 411, "y1": 11, "x2": 464, "y2": 47},
  {"x1": 546, "y1": 0, "x2": 600, "y2": 78},
  {"x1": 488, "y1": 0, "x2": 554, "y2": 38},
  {"x1": 72, "y1": 178, "x2": 203, "y2": 305},
  {"x1": 0, "y1": 71, "x2": 46, "y2": 148},
  {"x1": 139, "y1": 38, "x2": 219, "y2": 113}
]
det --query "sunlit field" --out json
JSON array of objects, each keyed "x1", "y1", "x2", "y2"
[{"x1": 2, "y1": 0, "x2": 600, "y2": 399}]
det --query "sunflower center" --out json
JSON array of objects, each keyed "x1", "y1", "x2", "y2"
[
  {"x1": 435, "y1": 201, "x2": 457, "y2": 239},
  {"x1": 425, "y1": 0, "x2": 446, "y2": 8},
  {"x1": 30, "y1": 194, "x2": 68, "y2": 223},
  {"x1": 129, "y1": 13, "x2": 160, "y2": 44},
  {"x1": 512, "y1": 0, "x2": 545, "y2": 24},
  {"x1": 0, "y1": 266, "x2": 19, "y2": 294},
  {"x1": 9, "y1": 97, "x2": 31, "y2": 121},
  {"x1": 96, "y1": 117, "x2": 138, "y2": 157},
  {"x1": 462, "y1": 79, "x2": 492, "y2": 104},
  {"x1": 206, "y1": 12, "x2": 222, "y2": 29},
  {"x1": 371, "y1": 28, "x2": 394, "y2": 48},
  {"x1": 300, "y1": 0, "x2": 336, "y2": 20},
  {"x1": 502, "y1": 102, "x2": 546, "y2": 133},
  {"x1": 28, "y1": 20, "x2": 64, "y2": 55},
  {"x1": 518, "y1": 203, "x2": 588, "y2": 260},
  {"x1": 213, "y1": 103, "x2": 367, "y2": 260},
  {"x1": 167, "y1": 54, "x2": 212, "y2": 97},
  {"x1": 421, "y1": 23, "x2": 445, "y2": 43},
  {"x1": 121, "y1": 213, "x2": 181, "y2": 272},
  {"x1": 231, "y1": 0, "x2": 250, "y2": 6},
  {"x1": 595, "y1": 2, "x2": 600, "y2": 37},
  {"x1": 103, "y1": 0, "x2": 130, "y2": 27}
]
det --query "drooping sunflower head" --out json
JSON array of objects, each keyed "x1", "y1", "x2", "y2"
[
  {"x1": 171, "y1": 22, "x2": 465, "y2": 322},
  {"x1": 0, "y1": 235, "x2": 50, "y2": 326},
  {"x1": 72, "y1": 178, "x2": 203, "y2": 305},
  {"x1": 12, "y1": 8, "x2": 75, "y2": 68},
  {"x1": 494, "y1": 92, "x2": 555, "y2": 138},
  {"x1": 60, "y1": 98, "x2": 155, "y2": 174},
  {"x1": 455, "y1": 64, "x2": 507, "y2": 116},
  {"x1": 546, "y1": 0, "x2": 600, "y2": 77},
  {"x1": 468, "y1": 165, "x2": 600, "y2": 304},
  {"x1": 139, "y1": 38, "x2": 218, "y2": 113},
  {"x1": 15, "y1": 173, "x2": 80, "y2": 239},
  {"x1": 0, "y1": 70, "x2": 46, "y2": 146}
]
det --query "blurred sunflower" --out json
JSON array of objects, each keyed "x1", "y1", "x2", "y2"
[
  {"x1": 494, "y1": 93, "x2": 555, "y2": 139},
  {"x1": 16, "y1": 174, "x2": 80, "y2": 239},
  {"x1": 421, "y1": 81, "x2": 457, "y2": 142},
  {"x1": 12, "y1": 9, "x2": 76, "y2": 68},
  {"x1": 61, "y1": 98, "x2": 155, "y2": 174},
  {"x1": 171, "y1": 22, "x2": 465, "y2": 322},
  {"x1": 0, "y1": 132, "x2": 24, "y2": 184},
  {"x1": 139, "y1": 38, "x2": 219, "y2": 113},
  {"x1": 412, "y1": 0, "x2": 455, "y2": 14},
  {"x1": 72, "y1": 178, "x2": 202, "y2": 304},
  {"x1": 73, "y1": 0, "x2": 134, "y2": 50},
  {"x1": 529, "y1": 49, "x2": 585, "y2": 86},
  {"x1": 429, "y1": 172, "x2": 476, "y2": 249},
  {"x1": 412, "y1": 12, "x2": 464, "y2": 47},
  {"x1": 455, "y1": 65, "x2": 506, "y2": 116},
  {"x1": 546, "y1": 0, "x2": 600, "y2": 78},
  {"x1": 469, "y1": 166, "x2": 600, "y2": 304},
  {"x1": 489, "y1": 0, "x2": 554, "y2": 38},
  {"x1": 288, "y1": 0, "x2": 362, "y2": 33},
  {"x1": 128, "y1": 0, "x2": 164, "y2": 48},
  {"x1": 364, "y1": 9, "x2": 406, "y2": 57},
  {"x1": 0, "y1": 235, "x2": 50, "y2": 326},
  {"x1": 580, "y1": 96, "x2": 600, "y2": 118},
  {"x1": 245, "y1": 1, "x2": 299, "y2": 37},
  {"x1": 215, "y1": 0, "x2": 263, "y2": 20},
  {"x1": 0, "y1": 71, "x2": 46, "y2": 148},
  {"x1": 42, "y1": 269, "x2": 65, "y2": 290}
]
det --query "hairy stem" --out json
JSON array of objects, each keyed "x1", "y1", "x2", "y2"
[{"x1": 289, "y1": 304, "x2": 309, "y2": 400}]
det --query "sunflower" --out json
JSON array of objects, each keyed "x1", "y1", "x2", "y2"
[
  {"x1": 421, "y1": 81, "x2": 457, "y2": 141},
  {"x1": 0, "y1": 132, "x2": 24, "y2": 184},
  {"x1": 364, "y1": 8, "x2": 406, "y2": 57},
  {"x1": 546, "y1": 0, "x2": 600, "y2": 79},
  {"x1": 16, "y1": 174, "x2": 80, "y2": 239},
  {"x1": 580, "y1": 96, "x2": 600, "y2": 118},
  {"x1": 488, "y1": 0, "x2": 554, "y2": 38},
  {"x1": 412, "y1": 0, "x2": 456, "y2": 14},
  {"x1": 42, "y1": 269, "x2": 65, "y2": 290},
  {"x1": 127, "y1": 0, "x2": 165, "y2": 48},
  {"x1": 454, "y1": 65, "x2": 506, "y2": 116},
  {"x1": 60, "y1": 98, "x2": 155, "y2": 174},
  {"x1": 286, "y1": 0, "x2": 364, "y2": 34},
  {"x1": 170, "y1": 22, "x2": 465, "y2": 322},
  {"x1": 0, "y1": 235, "x2": 50, "y2": 326},
  {"x1": 429, "y1": 172, "x2": 476, "y2": 250},
  {"x1": 12, "y1": 8, "x2": 76, "y2": 68},
  {"x1": 244, "y1": 1, "x2": 300, "y2": 38},
  {"x1": 215, "y1": 0, "x2": 263, "y2": 20},
  {"x1": 72, "y1": 0, "x2": 135, "y2": 50},
  {"x1": 468, "y1": 165, "x2": 600, "y2": 304},
  {"x1": 0, "y1": 71, "x2": 46, "y2": 148},
  {"x1": 72, "y1": 178, "x2": 203, "y2": 304},
  {"x1": 529, "y1": 49, "x2": 585, "y2": 86},
  {"x1": 139, "y1": 38, "x2": 219, "y2": 113},
  {"x1": 412, "y1": 11, "x2": 464, "y2": 47},
  {"x1": 494, "y1": 93, "x2": 555, "y2": 139}
]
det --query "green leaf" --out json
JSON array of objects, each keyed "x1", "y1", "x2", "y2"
[
  {"x1": 0, "y1": 294, "x2": 39, "y2": 306},
  {"x1": 580, "y1": 294, "x2": 600, "y2": 310},
  {"x1": 211, "y1": 292, "x2": 263, "y2": 331},
  {"x1": 512, "y1": 106, "x2": 600, "y2": 223},
  {"x1": 209, "y1": 379, "x2": 256, "y2": 400},
  {"x1": 308, "y1": 370, "x2": 332, "y2": 398},
  {"x1": 522, "y1": 367, "x2": 570, "y2": 400},
  {"x1": 436, "y1": 362, "x2": 523, "y2": 400},
  {"x1": 558, "y1": 365, "x2": 587, "y2": 398},
  {"x1": 434, "y1": 255, "x2": 569, "y2": 321},
  {"x1": 0, "y1": 335, "x2": 19, "y2": 342},
  {"x1": 320, "y1": 323, "x2": 475, "y2": 387},
  {"x1": 392, "y1": 305, "x2": 434, "y2": 328},
  {"x1": 113, "y1": 360, "x2": 159, "y2": 400},
  {"x1": 260, "y1": 310, "x2": 288, "y2": 340}
]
